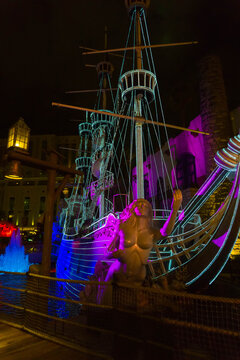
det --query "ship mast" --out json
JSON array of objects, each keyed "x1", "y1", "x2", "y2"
[
  {"x1": 125, "y1": 0, "x2": 151, "y2": 199},
  {"x1": 134, "y1": 6, "x2": 144, "y2": 198}
]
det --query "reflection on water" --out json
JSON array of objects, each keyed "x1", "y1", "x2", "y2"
[
  {"x1": 0, "y1": 273, "x2": 26, "y2": 323},
  {"x1": 0, "y1": 272, "x2": 80, "y2": 320}
]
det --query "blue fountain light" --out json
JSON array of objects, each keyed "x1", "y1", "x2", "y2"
[{"x1": 0, "y1": 229, "x2": 31, "y2": 272}]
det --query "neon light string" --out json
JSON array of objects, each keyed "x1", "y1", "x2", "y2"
[
  {"x1": 96, "y1": 75, "x2": 104, "y2": 110},
  {"x1": 107, "y1": 73, "x2": 115, "y2": 111},
  {"x1": 70, "y1": 246, "x2": 108, "y2": 252},
  {"x1": 186, "y1": 164, "x2": 240, "y2": 286},
  {"x1": 115, "y1": 108, "x2": 131, "y2": 180},
  {"x1": 152, "y1": 199, "x2": 229, "y2": 276},
  {"x1": 70, "y1": 253, "x2": 114, "y2": 264},
  {"x1": 133, "y1": 9, "x2": 136, "y2": 70},
  {"x1": 70, "y1": 265, "x2": 95, "y2": 277},
  {"x1": 142, "y1": 11, "x2": 178, "y2": 191},
  {"x1": 114, "y1": 14, "x2": 134, "y2": 109},
  {"x1": 65, "y1": 283, "x2": 84, "y2": 299},
  {"x1": 143, "y1": 128, "x2": 154, "y2": 202},
  {"x1": 65, "y1": 257, "x2": 110, "y2": 263},
  {"x1": 139, "y1": 15, "x2": 152, "y2": 72},
  {"x1": 70, "y1": 247, "x2": 108, "y2": 255},
  {"x1": 174, "y1": 168, "x2": 229, "y2": 231},
  {"x1": 112, "y1": 148, "x2": 129, "y2": 195},
  {"x1": 144, "y1": 99, "x2": 173, "y2": 207},
  {"x1": 209, "y1": 175, "x2": 240, "y2": 285},
  {"x1": 145, "y1": 114, "x2": 168, "y2": 210},
  {"x1": 222, "y1": 147, "x2": 238, "y2": 160},
  {"x1": 128, "y1": 113, "x2": 134, "y2": 202},
  {"x1": 108, "y1": 102, "x2": 125, "y2": 174},
  {"x1": 110, "y1": 107, "x2": 128, "y2": 162},
  {"x1": 216, "y1": 151, "x2": 237, "y2": 169},
  {"x1": 145, "y1": 126, "x2": 157, "y2": 207},
  {"x1": 69, "y1": 266, "x2": 94, "y2": 276},
  {"x1": 177, "y1": 179, "x2": 222, "y2": 229},
  {"x1": 156, "y1": 82, "x2": 179, "y2": 191},
  {"x1": 185, "y1": 204, "x2": 231, "y2": 285},
  {"x1": 112, "y1": 98, "x2": 135, "y2": 195},
  {"x1": 196, "y1": 167, "x2": 222, "y2": 196},
  {"x1": 67, "y1": 262, "x2": 95, "y2": 269}
]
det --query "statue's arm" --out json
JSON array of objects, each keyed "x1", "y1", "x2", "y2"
[{"x1": 153, "y1": 189, "x2": 182, "y2": 241}]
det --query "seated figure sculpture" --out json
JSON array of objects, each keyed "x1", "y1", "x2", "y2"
[{"x1": 105, "y1": 189, "x2": 183, "y2": 287}]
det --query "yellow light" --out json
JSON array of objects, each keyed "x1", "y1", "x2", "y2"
[
  {"x1": 7, "y1": 117, "x2": 30, "y2": 151},
  {"x1": 230, "y1": 236, "x2": 240, "y2": 259},
  {"x1": 4, "y1": 160, "x2": 23, "y2": 180},
  {"x1": 5, "y1": 174, "x2": 23, "y2": 180},
  {"x1": 63, "y1": 187, "x2": 69, "y2": 196}
]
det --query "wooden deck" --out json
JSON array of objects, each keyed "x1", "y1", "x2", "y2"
[{"x1": 0, "y1": 323, "x2": 99, "y2": 360}]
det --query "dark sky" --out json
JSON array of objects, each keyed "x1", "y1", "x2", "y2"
[{"x1": 0, "y1": 0, "x2": 239, "y2": 138}]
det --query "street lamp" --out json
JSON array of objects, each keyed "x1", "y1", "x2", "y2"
[{"x1": 5, "y1": 117, "x2": 30, "y2": 180}]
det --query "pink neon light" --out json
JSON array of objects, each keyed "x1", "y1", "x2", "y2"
[
  {"x1": 197, "y1": 167, "x2": 221, "y2": 196},
  {"x1": 179, "y1": 210, "x2": 184, "y2": 221}
]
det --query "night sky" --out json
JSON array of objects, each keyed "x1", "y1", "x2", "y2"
[{"x1": 0, "y1": 0, "x2": 239, "y2": 138}]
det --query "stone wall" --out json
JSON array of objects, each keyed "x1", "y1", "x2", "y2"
[{"x1": 199, "y1": 54, "x2": 232, "y2": 176}]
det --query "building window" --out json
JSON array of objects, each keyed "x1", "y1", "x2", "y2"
[
  {"x1": 24, "y1": 197, "x2": 30, "y2": 211},
  {"x1": 176, "y1": 153, "x2": 197, "y2": 190}
]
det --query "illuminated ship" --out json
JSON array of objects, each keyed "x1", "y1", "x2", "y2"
[{"x1": 54, "y1": 0, "x2": 240, "y2": 299}]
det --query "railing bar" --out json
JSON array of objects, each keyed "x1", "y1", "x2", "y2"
[
  {"x1": 25, "y1": 308, "x2": 113, "y2": 335},
  {"x1": 0, "y1": 285, "x2": 26, "y2": 293},
  {"x1": 26, "y1": 289, "x2": 112, "y2": 309},
  {"x1": 28, "y1": 273, "x2": 111, "y2": 285},
  {"x1": 0, "y1": 300, "x2": 24, "y2": 310}
]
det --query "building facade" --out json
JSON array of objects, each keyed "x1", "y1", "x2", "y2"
[{"x1": 0, "y1": 131, "x2": 79, "y2": 235}]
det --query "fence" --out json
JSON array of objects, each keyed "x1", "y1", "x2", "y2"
[{"x1": 0, "y1": 271, "x2": 240, "y2": 359}]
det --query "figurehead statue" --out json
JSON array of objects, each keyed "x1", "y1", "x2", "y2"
[{"x1": 101, "y1": 190, "x2": 182, "y2": 300}]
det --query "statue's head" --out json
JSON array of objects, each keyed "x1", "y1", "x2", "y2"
[
  {"x1": 131, "y1": 199, "x2": 152, "y2": 218},
  {"x1": 120, "y1": 198, "x2": 152, "y2": 227}
]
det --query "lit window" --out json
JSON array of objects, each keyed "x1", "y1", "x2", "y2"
[{"x1": 24, "y1": 197, "x2": 30, "y2": 211}]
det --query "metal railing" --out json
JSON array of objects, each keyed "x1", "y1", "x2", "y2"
[{"x1": 0, "y1": 271, "x2": 240, "y2": 359}]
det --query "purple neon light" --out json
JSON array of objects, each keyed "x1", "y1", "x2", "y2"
[
  {"x1": 197, "y1": 167, "x2": 222, "y2": 196},
  {"x1": 212, "y1": 231, "x2": 228, "y2": 248},
  {"x1": 213, "y1": 165, "x2": 240, "y2": 247},
  {"x1": 179, "y1": 210, "x2": 184, "y2": 221}
]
